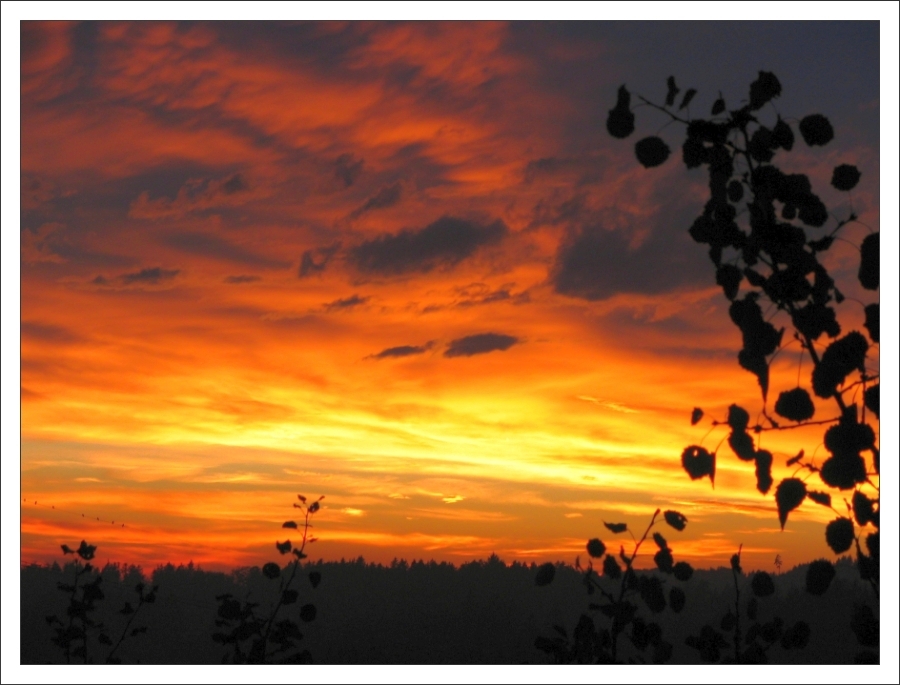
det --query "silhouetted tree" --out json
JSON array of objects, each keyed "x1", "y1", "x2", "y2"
[{"x1": 605, "y1": 72, "x2": 879, "y2": 663}]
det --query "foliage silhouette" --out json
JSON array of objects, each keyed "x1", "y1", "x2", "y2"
[
  {"x1": 534, "y1": 508, "x2": 692, "y2": 664},
  {"x1": 684, "y1": 546, "x2": 811, "y2": 663},
  {"x1": 46, "y1": 540, "x2": 156, "y2": 664},
  {"x1": 211, "y1": 494, "x2": 323, "y2": 664},
  {"x1": 605, "y1": 72, "x2": 879, "y2": 662}
]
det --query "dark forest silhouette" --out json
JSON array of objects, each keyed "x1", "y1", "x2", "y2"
[{"x1": 21, "y1": 554, "x2": 875, "y2": 665}]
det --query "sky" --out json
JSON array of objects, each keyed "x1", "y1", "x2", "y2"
[{"x1": 4, "y1": 10, "x2": 897, "y2": 592}]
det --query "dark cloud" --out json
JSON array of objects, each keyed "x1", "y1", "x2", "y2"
[
  {"x1": 369, "y1": 341, "x2": 435, "y2": 360},
  {"x1": 324, "y1": 294, "x2": 369, "y2": 311},
  {"x1": 224, "y1": 274, "x2": 260, "y2": 284},
  {"x1": 299, "y1": 242, "x2": 341, "y2": 278},
  {"x1": 163, "y1": 232, "x2": 290, "y2": 269},
  {"x1": 444, "y1": 333, "x2": 519, "y2": 358},
  {"x1": 220, "y1": 173, "x2": 247, "y2": 195},
  {"x1": 349, "y1": 216, "x2": 508, "y2": 276},
  {"x1": 350, "y1": 183, "x2": 402, "y2": 219},
  {"x1": 21, "y1": 321, "x2": 81, "y2": 343},
  {"x1": 550, "y1": 220, "x2": 710, "y2": 301},
  {"x1": 335, "y1": 153, "x2": 364, "y2": 188},
  {"x1": 91, "y1": 267, "x2": 179, "y2": 288},
  {"x1": 120, "y1": 267, "x2": 180, "y2": 285}
]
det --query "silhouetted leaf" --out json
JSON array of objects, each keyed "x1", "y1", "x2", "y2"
[
  {"x1": 863, "y1": 303, "x2": 878, "y2": 344},
  {"x1": 751, "y1": 571, "x2": 775, "y2": 597},
  {"x1": 799, "y1": 114, "x2": 834, "y2": 146},
  {"x1": 665, "y1": 76, "x2": 679, "y2": 107},
  {"x1": 639, "y1": 576, "x2": 666, "y2": 613},
  {"x1": 776, "y1": 478, "x2": 806, "y2": 529},
  {"x1": 669, "y1": 586, "x2": 686, "y2": 613},
  {"x1": 631, "y1": 617, "x2": 650, "y2": 651},
  {"x1": 807, "y1": 490, "x2": 832, "y2": 507},
  {"x1": 603, "y1": 522, "x2": 627, "y2": 534},
  {"x1": 635, "y1": 136, "x2": 671, "y2": 168},
  {"x1": 654, "y1": 548, "x2": 674, "y2": 574},
  {"x1": 76, "y1": 540, "x2": 96, "y2": 561},
  {"x1": 672, "y1": 561, "x2": 693, "y2": 582},
  {"x1": 772, "y1": 117, "x2": 794, "y2": 150},
  {"x1": 262, "y1": 562, "x2": 281, "y2": 579},
  {"x1": 812, "y1": 331, "x2": 868, "y2": 398},
  {"x1": 852, "y1": 490, "x2": 874, "y2": 527},
  {"x1": 308, "y1": 501, "x2": 320, "y2": 514},
  {"x1": 586, "y1": 538, "x2": 606, "y2": 558},
  {"x1": 679, "y1": 88, "x2": 697, "y2": 110},
  {"x1": 727, "y1": 404, "x2": 750, "y2": 432},
  {"x1": 711, "y1": 94, "x2": 725, "y2": 116},
  {"x1": 864, "y1": 384, "x2": 879, "y2": 419},
  {"x1": 61, "y1": 544, "x2": 74, "y2": 555},
  {"x1": 825, "y1": 517, "x2": 854, "y2": 554},
  {"x1": 746, "y1": 596, "x2": 758, "y2": 621},
  {"x1": 754, "y1": 449, "x2": 773, "y2": 494},
  {"x1": 716, "y1": 263, "x2": 742, "y2": 300},
  {"x1": 749, "y1": 71, "x2": 781, "y2": 110},
  {"x1": 281, "y1": 589, "x2": 299, "y2": 605},
  {"x1": 607, "y1": 85, "x2": 635, "y2": 138},
  {"x1": 120, "y1": 601, "x2": 134, "y2": 615},
  {"x1": 681, "y1": 445, "x2": 715, "y2": 483},
  {"x1": 859, "y1": 233, "x2": 879, "y2": 290},
  {"x1": 726, "y1": 180, "x2": 744, "y2": 203},
  {"x1": 831, "y1": 164, "x2": 861, "y2": 191},
  {"x1": 603, "y1": 554, "x2": 621, "y2": 580},
  {"x1": 664, "y1": 510, "x2": 687, "y2": 531},
  {"x1": 774, "y1": 388, "x2": 815, "y2": 422},
  {"x1": 282, "y1": 521, "x2": 298, "y2": 529},
  {"x1": 820, "y1": 453, "x2": 867, "y2": 490},
  {"x1": 299, "y1": 603, "x2": 316, "y2": 622},
  {"x1": 730, "y1": 551, "x2": 742, "y2": 575},
  {"x1": 276, "y1": 540, "x2": 292, "y2": 555},
  {"x1": 690, "y1": 407, "x2": 703, "y2": 425},
  {"x1": 130, "y1": 626, "x2": 147, "y2": 637},
  {"x1": 308, "y1": 571, "x2": 321, "y2": 588},
  {"x1": 805, "y1": 559, "x2": 835, "y2": 595},
  {"x1": 652, "y1": 532, "x2": 668, "y2": 550},
  {"x1": 850, "y1": 605, "x2": 879, "y2": 647},
  {"x1": 535, "y1": 562, "x2": 555, "y2": 586},
  {"x1": 786, "y1": 449, "x2": 804, "y2": 467},
  {"x1": 728, "y1": 430, "x2": 756, "y2": 462},
  {"x1": 293, "y1": 549, "x2": 308, "y2": 559}
]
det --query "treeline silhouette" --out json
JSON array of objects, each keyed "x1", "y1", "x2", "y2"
[{"x1": 21, "y1": 554, "x2": 874, "y2": 664}]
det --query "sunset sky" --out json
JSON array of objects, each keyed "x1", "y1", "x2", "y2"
[{"x1": 5, "y1": 14, "x2": 896, "y2": 579}]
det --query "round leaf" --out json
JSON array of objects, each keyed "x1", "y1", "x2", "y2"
[
  {"x1": 587, "y1": 538, "x2": 606, "y2": 558},
  {"x1": 858, "y1": 233, "x2": 879, "y2": 291},
  {"x1": 825, "y1": 517, "x2": 854, "y2": 554},
  {"x1": 299, "y1": 603, "x2": 317, "y2": 622},
  {"x1": 805, "y1": 559, "x2": 835, "y2": 595},
  {"x1": 831, "y1": 164, "x2": 861, "y2": 191},
  {"x1": 663, "y1": 510, "x2": 687, "y2": 531},
  {"x1": 681, "y1": 445, "x2": 715, "y2": 483},
  {"x1": 774, "y1": 388, "x2": 815, "y2": 422},
  {"x1": 799, "y1": 114, "x2": 834, "y2": 146},
  {"x1": 535, "y1": 562, "x2": 555, "y2": 586},
  {"x1": 262, "y1": 562, "x2": 281, "y2": 579},
  {"x1": 635, "y1": 136, "x2": 671, "y2": 168},
  {"x1": 750, "y1": 571, "x2": 775, "y2": 597}
]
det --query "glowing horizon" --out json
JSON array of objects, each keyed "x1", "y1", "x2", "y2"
[{"x1": 14, "y1": 20, "x2": 886, "y2": 575}]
